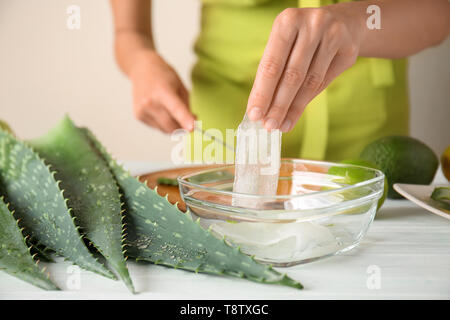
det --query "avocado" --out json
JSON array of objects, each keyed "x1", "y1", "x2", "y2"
[{"x1": 360, "y1": 136, "x2": 439, "y2": 199}]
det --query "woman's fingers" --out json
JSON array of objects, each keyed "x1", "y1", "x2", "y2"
[
  {"x1": 136, "y1": 95, "x2": 182, "y2": 134},
  {"x1": 262, "y1": 31, "x2": 321, "y2": 131},
  {"x1": 281, "y1": 28, "x2": 359, "y2": 131},
  {"x1": 142, "y1": 102, "x2": 181, "y2": 134},
  {"x1": 247, "y1": 7, "x2": 363, "y2": 132},
  {"x1": 246, "y1": 9, "x2": 299, "y2": 122},
  {"x1": 178, "y1": 85, "x2": 190, "y2": 106},
  {"x1": 162, "y1": 90, "x2": 195, "y2": 132},
  {"x1": 129, "y1": 50, "x2": 196, "y2": 134},
  {"x1": 135, "y1": 87, "x2": 194, "y2": 134},
  {"x1": 134, "y1": 103, "x2": 163, "y2": 131},
  {"x1": 141, "y1": 114, "x2": 164, "y2": 132},
  {"x1": 281, "y1": 41, "x2": 339, "y2": 131},
  {"x1": 318, "y1": 45, "x2": 358, "y2": 94}
]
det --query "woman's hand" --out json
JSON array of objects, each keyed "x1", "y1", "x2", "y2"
[
  {"x1": 129, "y1": 49, "x2": 195, "y2": 133},
  {"x1": 247, "y1": 6, "x2": 364, "y2": 132}
]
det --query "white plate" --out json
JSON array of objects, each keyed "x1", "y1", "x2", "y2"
[{"x1": 393, "y1": 183, "x2": 450, "y2": 220}]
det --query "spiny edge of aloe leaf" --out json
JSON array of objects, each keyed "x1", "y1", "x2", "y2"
[
  {"x1": 0, "y1": 196, "x2": 60, "y2": 290},
  {"x1": 113, "y1": 191, "x2": 136, "y2": 294}
]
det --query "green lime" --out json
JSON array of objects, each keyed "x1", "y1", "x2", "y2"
[
  {"x1": 329, "y1": 159, "x2": 378, "y2": 185},
  {"x1": 360, "y1": 136, "x2": 438, "y2": 199},
  {"x1": 328, "y1": 159, "x2": 387, "y2": 211}
]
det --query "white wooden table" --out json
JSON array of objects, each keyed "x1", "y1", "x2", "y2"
[{"x1": 1, "y1": 162, "x2": 449, "y2": 300}]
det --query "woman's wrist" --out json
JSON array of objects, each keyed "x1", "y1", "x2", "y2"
[
  {"x1": 114, "y1": 30, "x2": 157, "y2": 76},
  {"x1": 328, "y1": 0, "x2": 450, "y2": 59},
  {"x1": 324, "y1": 2, "x2": 368, "y2": 57},
  {"x1": 128, "y1": 48, "x2": 167, "y2": 80}
]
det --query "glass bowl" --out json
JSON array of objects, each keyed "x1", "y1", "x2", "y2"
[{"x1": 178, "y1": 158, "x2": 384, "y2": 267}]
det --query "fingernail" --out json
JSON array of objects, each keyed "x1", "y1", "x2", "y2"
[
  {"x1": 248, "y1": 107, "x2": 263, "y2": 121},
  {"x1": 281, "y1": 119, "x2": 291, "y2": 132},
  {"x1": 264, "y1": 118, "x2": 278, "y2": 130},
  {"x1": 186, "y1": 121, "x2": 194, "y2": 132}
]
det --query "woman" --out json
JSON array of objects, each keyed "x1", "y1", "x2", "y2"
[{"x1": 110, "y1": 0, "x2": 449, "y2": 161}]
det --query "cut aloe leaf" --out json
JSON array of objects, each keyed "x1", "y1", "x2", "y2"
[
  {"x1": 430, "y1": 186, "x2": 450, "y2": 211},
  {"x1": 156, "y1": 177, "x2": 179, "y2": 186}
]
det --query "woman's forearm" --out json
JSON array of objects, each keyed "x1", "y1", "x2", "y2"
[
  {"x1": 110, "y1": 0, "x2": 155, "y2": 75},
  {"x1": 333, "y1": 0, "x2": 450, "y2": 59}
]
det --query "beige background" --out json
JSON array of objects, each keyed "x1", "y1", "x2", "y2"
[{"x1": 0, "y1": 0, "x2": 449, "y2": 163}]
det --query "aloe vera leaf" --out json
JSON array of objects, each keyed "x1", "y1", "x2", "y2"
[
  {"x1": 0, "y1": 129, "x2": 114, "y2": 279},
  {"x1": 430, "y1": 187, "x2": 450, "y2": 211},
  {"x1": 84, "y1": 128, "x2": 303, "y2": 289},
  {"x1": 0, "y1": 196, "x2": 58, "y2": 290},
  {"x1": 28, "y1": 241, "x2": 55, "y2": 263},
  {"x1": 431, "y1": 186, "x2": 450, "y2": 201},
  {"x1": 29, "y1": 117, "x2": 134, "y2": 292},
  {"x1": 0, "y1": 119, "x2": 14, "y2": 136}
]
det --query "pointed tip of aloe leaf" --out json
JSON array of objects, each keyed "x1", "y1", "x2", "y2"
[
  {"x1": 0, "y1": 119, "x2": 16, "y2": 136},
  {"x1": 18, "y1": 272, "x2": 60, "y2": 291},
  {"x1": 111, "y1": 262, "x2": 135, "y2": 293},
  {"x1": 34, "y1": 282, "x2": 60, "y2": 291},
  {"x1": 116, "y1": 266, "x2": 135, "y2": 293},
  {"x1": 62, "y1": 114, "x2": 74, "y2": 125},
  {"x1": 91, "y1": 265, "x2": 117, "y2": 280},
  {"x1": 69, "y1": 257, "x2": 116, "y2": 281},
  {"x1": 280, "y1": 274, "x2": 303, "y2": 290},
  {"x1": 39, "y1": 281, "x2": 61, "y2": 291},
  {"x1": 123, "y1": 278, "x2": 136, "y2": 294}
]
